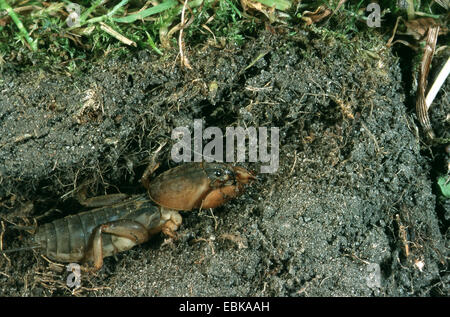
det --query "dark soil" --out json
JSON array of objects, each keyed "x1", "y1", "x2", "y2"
[{"x1": 0, "y1": 28, "x2": 448, "y2": 296}]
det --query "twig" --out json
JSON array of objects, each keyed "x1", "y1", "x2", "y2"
[
  {"x1": 0, "y1": 221, "x2": 11, "y2": 266},
  {"x1": 288, "y1": 150, "x2": 297, "y2": 176},
  {"x1": 416, "y1": 26, "x2": 439, "y2": 140},
  {"x1": 99, "y1": 22, "x2": 137, "y2": 47},
  {"x1": 140, "y1": 141, "x2": 167, "y2": 189},
  {"x1": 178, "y1": 0, "x2": 192, "y2": 69},
  {"x1": 386, "y1": 16, "x2": 403, "y2": 48},
  {"x1": 192, "y1": 237, "x2": 215, "y2": 255},
  {"x1": 207, "y1": 208, "x2": 218, "y2": 231},
  {"x1": 406, "y1": 0, "x2": 415, "y2": 20},
  {"x1": 396, "y1": 214, "x2": 410, "y2": 258}
]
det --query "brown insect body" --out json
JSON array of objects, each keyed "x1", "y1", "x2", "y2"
[
  {"x1": 33, "y1": 195, "x2": 159, "y2": 263},
  {"x1": 147, "y1": 162, "x2": 255, "y2": 210},
  {"x1": 22, "y1": 162, "x2": 255, "y2": 270}
]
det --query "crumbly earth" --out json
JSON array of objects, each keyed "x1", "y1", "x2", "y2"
[{"x1": 0, "y1": 28, "x2": 448, "y2": 296}]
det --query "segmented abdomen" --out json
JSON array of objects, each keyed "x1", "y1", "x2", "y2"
[{"x1": 33, "y1": 195, "x2": 157, "y2": 262}]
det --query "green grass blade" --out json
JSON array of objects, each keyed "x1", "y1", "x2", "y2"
[
  {"x1": 254, "y1": 0, "x2": 292, "y2": 11},
  {"x1": 80, "y1": 0, "x2": 104, "y2": 23},
  {"x1": 113, "y1": 0, "x2": 178, "y2": 23},
  {"x1": 438, "y1": 176, "x2": 450, "y2": 198},
  {"x1": 108, "y1": 0, "x2": 130, "y2": 18},
  {"x1": 224, "y1": 0, "x2": 242, "y2": 18},
  {"x1": 86, "y1": 0, "x2": 129, "y2": 24},
  {"x1": 0, "y1": 0, "x2": 37, "y2": 51},
  {"x1": 145, "y1": 31, "x2": 163, "y2": 55}
]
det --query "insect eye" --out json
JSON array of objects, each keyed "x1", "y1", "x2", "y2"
[{"x1": 215, "y1": 170, "x2": 222, "y2": 177}]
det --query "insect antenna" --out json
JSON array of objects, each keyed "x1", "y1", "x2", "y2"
[{"x1": 0, "y1": 245, "x2": 41, "y2": 254}]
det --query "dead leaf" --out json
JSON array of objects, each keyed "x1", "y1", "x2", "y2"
[
  {"x1": 301, "y1": 5, "x2": 332, "y2": 26},
  {"x1": 241, "y1": 0, "x2": 276, "y2": 20},
  {"x1": 404, "y1": 17, "x2": 447, "y2": 40}
]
